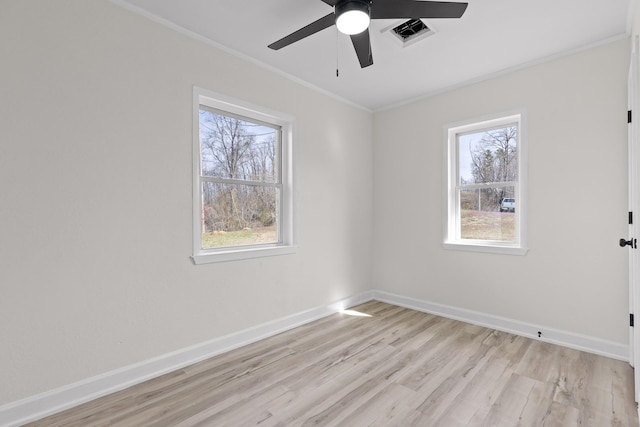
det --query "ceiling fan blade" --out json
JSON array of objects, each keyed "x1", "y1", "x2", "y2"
[
  {"x1": 268, "y1": 13, "x2": 336, "y2": 50},
  {"x1": 320, "y1": 0, "x2": 339, "y2": 5},
  {"x1": 351, "y1": 29, "x2": 373, "y2": 68},
  {"x1": 371, "y1": 1, "x2": 468, "y2": 19}
]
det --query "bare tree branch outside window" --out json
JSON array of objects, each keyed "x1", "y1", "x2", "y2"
[{"x1": 199, "y1": 109, "x2": 279, "y2": 247}]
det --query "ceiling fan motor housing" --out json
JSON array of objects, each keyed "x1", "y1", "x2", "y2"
[{"x1": 335, "y1": 0, "x2": 371, "y2": 35}]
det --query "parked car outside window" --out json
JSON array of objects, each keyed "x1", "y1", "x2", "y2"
[{"x1": 500, "y1": 198, "x2": 515, "y2": 213}]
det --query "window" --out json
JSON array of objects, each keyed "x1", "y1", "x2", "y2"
[
  {"x1": 444, "y1": 112, "x2": 527, "y2": 255},
  {"x1": 192, "y1": 88, "x2": 295, "y2": 264}
]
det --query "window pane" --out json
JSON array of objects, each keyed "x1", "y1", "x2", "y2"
[
  {"x1": 460, "y1": 186, "x2": 515, "y2": 241},
  {"x1": 201, "y1": 182, "x2": 278, "y2": 249},
  {"x1": 458, "y1": 126, "x2": 517, "y2": 185},
  {"x1": 199, "y1": 109, "x2": 278, "y2": 183}
]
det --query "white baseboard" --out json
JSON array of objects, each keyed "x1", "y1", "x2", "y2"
[
  {"x1": 372, "y1": 290, "x2": 628, "y2": 362},
  {"x1": 0, "y1": 291, "x2": 374, "y2": 427},
  {"x1": 0, "y1": 289, "x2": 628, "y2": 426}
]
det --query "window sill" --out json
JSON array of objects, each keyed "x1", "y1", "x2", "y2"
[
  {"x1": 192, "y1": 244, "x2": 297, "y2": 264},
  {"x1": 443, "y1": 241, "x2": 528, "y2": 256}
]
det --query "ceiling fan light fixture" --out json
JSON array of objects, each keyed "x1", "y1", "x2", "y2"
[{"x1": 335, "y1": 0, "x2": 370, "y2": 35}]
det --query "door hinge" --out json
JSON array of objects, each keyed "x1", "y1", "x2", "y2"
[
  {"x1": 629, "y1": 110, "x2": 633, "y2": 123},
  {"x1": 631, "y1": 313, "x2": 635, "y2": 327},
  {"x1": 630, "y1": 211, "x2": 634, "y2": 225}
]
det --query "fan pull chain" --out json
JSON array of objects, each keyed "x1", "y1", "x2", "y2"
[{"x1": 336, "y1": 27, "x2": 339, "y2": 77}]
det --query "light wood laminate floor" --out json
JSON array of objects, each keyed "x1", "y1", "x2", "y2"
[{"x1": 27, "y1": 301, "x2": 639, "y2": 426}]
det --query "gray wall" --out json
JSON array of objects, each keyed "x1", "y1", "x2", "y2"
[
  {"x1": 373, "y1": 38, "x2": 630, "y2": 344},
  {"x1": 0, "y1": 0, "x2": 373, "y2": 405}
]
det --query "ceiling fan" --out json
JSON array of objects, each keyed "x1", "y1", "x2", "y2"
[{"x1": 268, "y1": 0, "x2": 468, "y2": 68}]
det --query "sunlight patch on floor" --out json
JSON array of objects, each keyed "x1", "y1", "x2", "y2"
[{"x1": 340, "y1": 309, "x2": 373, "y2": 317}]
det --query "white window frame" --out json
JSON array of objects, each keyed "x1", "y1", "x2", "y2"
[
  {"x1": 443, "y1": 111, "x2": 528, "y2": 255},
  {"x1": 192, "y1": 87, "x2": 296, "y2": 264}
]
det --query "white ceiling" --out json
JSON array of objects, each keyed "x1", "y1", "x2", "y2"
[{"x1": 114, "y1": 0, "x2": 632, "y2": 111}]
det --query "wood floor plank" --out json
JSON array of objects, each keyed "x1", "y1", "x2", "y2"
[
  {"x1": 25, "y1": 302, "x2": 639, "y2": 427},
  {"x1": 335, "y1": 383, "x2": 415, "y2": 426},
  {"x1": 431, "y1": 356, "x2": 512, "y2": 426}
]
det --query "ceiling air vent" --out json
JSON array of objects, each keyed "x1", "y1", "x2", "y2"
[{"x1": 389, "y1": 19, "x2": 434, "y2": 47}]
